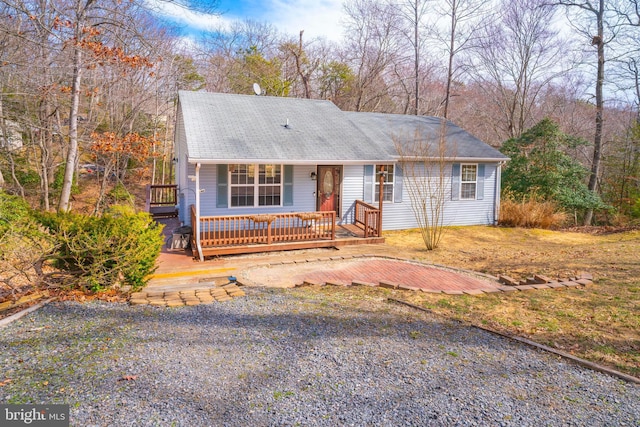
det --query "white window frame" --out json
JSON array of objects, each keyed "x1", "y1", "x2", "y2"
[
  {"x1": 374, "y1": 164, "x2": 395, "y2": 203},
  {"x1": 460, "y1": 163, "x2": 478, "y2": 200},
  {"x1": 229, "y1": 164, "x2": 283, "y2": 208}
]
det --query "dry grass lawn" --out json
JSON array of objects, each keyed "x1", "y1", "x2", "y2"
[
  {"x1": 301, "y1": 226, "x2": 639, "y2": 377},
  {"x1": 379, "y1": 226, "x2": 640, "y2": 377}
]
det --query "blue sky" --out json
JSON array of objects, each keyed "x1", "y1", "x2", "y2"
[{"x1": 150, "y1": 0, "x2": 346, "y2": 42}]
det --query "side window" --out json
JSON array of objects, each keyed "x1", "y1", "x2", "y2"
[
  {"x1": 374, "y1": 164, "x2": 395, "y2": 202},
  {"x1": 460, "y1": 164, "x2": 477, "y2": 200}
]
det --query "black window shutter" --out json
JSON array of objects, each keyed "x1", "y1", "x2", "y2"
[{"x1": 217, "y1": 165, "x2": 228, "y2": 208}]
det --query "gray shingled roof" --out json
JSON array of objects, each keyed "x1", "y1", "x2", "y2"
[
  {"x1": 179, "y1": 91, "x2": 393, "y2": 163},
  {"x1": 178, "y1": 91, "x2": 507, "y2": 163},
  {"x1": 344, "y1": 112, "x2": 508, "y2": 161}
]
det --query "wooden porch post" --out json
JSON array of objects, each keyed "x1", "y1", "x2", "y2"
[
  {"x1": 194, "y1": 163, "x2": 203, "y2": 261},
  {"x1": 378, "y1": 166, "x2": 384, "y2": 238},
  {"x1": 331, "y1": 211, "x2": 336, "y2": 240}
]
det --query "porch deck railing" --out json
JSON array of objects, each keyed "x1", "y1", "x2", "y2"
[
  {"x1": 191, "y1": 205, "x2": 336, "y2": 248},
  {"x1": 354, "y1": 200, "x2": 381, "y2": 238},
  {"x1": 146, "y1": 184, "x2": 178, "y2": 218}
]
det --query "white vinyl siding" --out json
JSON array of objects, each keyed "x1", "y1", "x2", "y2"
[
  {"x1": 196, "y1": 165, "x2": 316, "y2": 219},
  {"x1": 340, "y1": 165, "x2": 366, "y2": 225},
  {"x1": 174, "y1": 108, "x2": 191, "y2": 224},
  {"x1": 379, "y1": 162, "x2": 499, "y2": 230},
  {"x1": 185, "y1": 162, "x2": 500, "y2": 230}
]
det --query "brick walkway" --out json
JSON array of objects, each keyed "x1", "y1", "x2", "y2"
[
  {"x1": 241, "y1": 257, "x2": 504, "y2": 294},
  {"x1": 302, "y1": 259, "x2": 498, "y2": 292},
  {"x1": 147, "y1": 219, "x2": 589, "y2": 300}
]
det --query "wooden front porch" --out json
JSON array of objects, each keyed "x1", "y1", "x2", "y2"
[
  {"x1": 145, "y1": 185, "x2": 384, "y2": 258},
  {"x1": 189, "y1": 203, "x2": 384, "y2": 259}
]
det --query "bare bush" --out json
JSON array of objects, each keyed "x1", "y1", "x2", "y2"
[
  {"x1": 499, "y1": 191, "x2": 567, "y2": 228},
  {"x1": 395, "y1": 119, "x2": 450, "y2": 250},
  {"x1": 0, "y1": 220, "x2": 54, "y2": 300}
]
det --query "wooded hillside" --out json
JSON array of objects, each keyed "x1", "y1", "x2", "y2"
[{"x1": 1, "y1": 0, "x2": 639, "y2": 224}]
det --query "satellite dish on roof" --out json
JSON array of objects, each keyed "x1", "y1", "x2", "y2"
[{"x1": 253, "y1": 83, "x2": 262, "y2": 95}]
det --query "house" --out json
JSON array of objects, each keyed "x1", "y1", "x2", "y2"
[{"x1": 171, "y1": 90, "x2": 508, "y2": 260}]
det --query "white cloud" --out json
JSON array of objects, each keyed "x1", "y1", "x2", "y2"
[
  {"x1": 262, "y1": 0, "x2": 345, "y2": 41},
  {"x1": 146, "y1": 0, "x2": 233, "y2": 33},
  {"x1": 148, "y1": 0, "x2": 346, "y2": 42}
]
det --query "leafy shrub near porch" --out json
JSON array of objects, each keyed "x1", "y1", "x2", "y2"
[
  {"x1": 499, "y1": 191, "x2": 567, "y2": 229},
  {"x1": 38, "y1": 205, "x2": 164, "y2": 292}
]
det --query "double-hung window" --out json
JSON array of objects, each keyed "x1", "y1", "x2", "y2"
[
  {"x1": 229, "y1": 164, "x2": 282, "y2": 207},
  {"x1": 374, "y1": 164, "x2": 395, "y2": 202},
  {"x1": 460, "y1": 164, "x2": 477, "y2": 200}
]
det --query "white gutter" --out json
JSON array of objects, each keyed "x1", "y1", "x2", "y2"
[
  {"x1": 188, "y1": 157, "x2": 509, "y2": 165},
  {"x1": 187, "y1": 158, "x2": 393, "y2": 166},
  {"x1": 194, "y1": 162, "x2": 204, "y2": 262},
  {"x1": 391, "y1": 156, "x2": 509, "y2": 163},
  {"x1": 494, "y1": 161, "x2": 506, "y2": 225}
]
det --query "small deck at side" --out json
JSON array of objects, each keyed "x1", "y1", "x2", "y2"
[{"x1": 146, "y1": 184, "x2": 178, "y2": 219}]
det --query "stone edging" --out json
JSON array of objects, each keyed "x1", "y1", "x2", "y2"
[
  {"x1": 0, "y1": 298, "x2": 58, "y2": 328},
  {"x1": 388, "y1": 297, "x2": 640, "y2": 385},
  {"x1": 129, "y1": 283, "x2": 245, "y2": 307}
]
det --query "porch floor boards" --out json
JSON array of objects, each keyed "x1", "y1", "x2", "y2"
[
  {"x1": 195, "y1": 224, "x2": 384, "y2": 258},
  {"x1": 150, "y1": 206, "x2": 178, "y2": 219}
]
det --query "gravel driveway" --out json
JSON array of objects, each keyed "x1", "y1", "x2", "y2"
[{"x1": 1, "y1": 288, "x2": 638, "y2": 426}]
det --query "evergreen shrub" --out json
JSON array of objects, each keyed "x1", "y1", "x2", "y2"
[{"x1": 38, "y1": 205, "x2": 164, "y2": 292}]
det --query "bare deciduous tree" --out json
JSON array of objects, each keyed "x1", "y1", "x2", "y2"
[
  {"x1": 433, "y1": 0, "x2": 487, "y2": 119},
  {"x1": 391, "y1": 0, "x2": 430, "y2": 115},
  {"x1": 343, "y1": 0, "x2": 401, "y2": 111},
  {"x1": 394, "y1": 120, "x2": 452, "y2": 250},
  {"x1": 200, "y1": 19, "x2": 282, "y2": 93},
  {"x1": 470, "y1": 0, "x2": 569, "y2": 141},
  {"x1": 555, "y1": 0, "x2": 623, "y2": 225}
]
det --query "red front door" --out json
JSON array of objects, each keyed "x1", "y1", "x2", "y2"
[{"x1": 317, "y1": 166, "x2": 341, "y2": 217}]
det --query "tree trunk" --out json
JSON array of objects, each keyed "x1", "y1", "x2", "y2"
[
  {"x1": 58, "y1": 27, "x2": 83, "y2": 212},
  {"x1": 414, "y1": 1, "x2": 419, "y2": 115},
  {"x1": 0, "y1": 94, "x2": 19, "y2": 194},
  {"x1": 584, "y1": 0, "x2": 605, "y2": 226},
  {"x1": 443, "y1": 0, "x2": 457, "y2": 119},
  {"x1": 0, "y1": 95, "x2": 6, "y2": 189},
  {"x1": 297, "y1": 30, "x2": 311, "y2": 99}
]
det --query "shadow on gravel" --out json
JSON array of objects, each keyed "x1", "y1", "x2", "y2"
[{"x1": 22, "y1": 295, "x2": 478, "y2": 346}]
